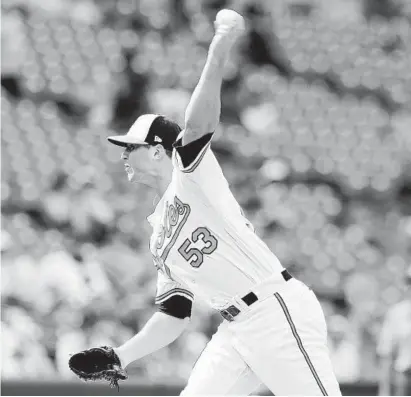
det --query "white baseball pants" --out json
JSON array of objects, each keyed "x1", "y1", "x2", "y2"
[{"x1": 181, "y1": 278, "x2": 341, "y2": 396}]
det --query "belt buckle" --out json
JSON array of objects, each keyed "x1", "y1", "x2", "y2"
[{"x1": 221, "y1": 305, "x2": 240, "y2": 322}]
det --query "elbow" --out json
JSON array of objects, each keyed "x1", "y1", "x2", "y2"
[
  {"x1": 172, "y1": 316, "x2": 191, "y2": 338},
  {"x1": 184, "y1": 109, "x2": 219, "y2": 137},
  {"x1": 156, "y1": 295, "x2": 192, "y2": 343},
  {"x1": 185, "y1": 120, "x2": 213, "y2": 135},
  {"x1": 182, "y1": 123, "x2": 215, "y2": 146},
  {"x1": 160, "y1": 313, "x2": 190, "y2": 343},
  {"x1": 164, "y1": 316, "x2": 190, "y2": 346}
]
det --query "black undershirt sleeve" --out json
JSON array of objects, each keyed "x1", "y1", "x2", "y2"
[
  {"x1": 173, "y1": 132, "x2": 214, "y2": 169},
  {"x1": 157, "y1": 295, "x2": 193, "y2": 319}
]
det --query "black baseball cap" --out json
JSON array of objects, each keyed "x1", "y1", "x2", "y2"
[{"x1": 107, "y1": 114, "x2": 182, "y2": 151}]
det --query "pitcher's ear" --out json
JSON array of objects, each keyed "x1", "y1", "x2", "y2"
[{"x1": 152, "y1": 144, "x2": 165, "y2": 160}]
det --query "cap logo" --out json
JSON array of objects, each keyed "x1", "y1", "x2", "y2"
[{"x1": 154, "y1": 136, "x2": 163, "y2": 143}]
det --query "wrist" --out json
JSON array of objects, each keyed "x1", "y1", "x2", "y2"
[{"x1": 113, "y1": 347, "x2": 128, "y2": 369}]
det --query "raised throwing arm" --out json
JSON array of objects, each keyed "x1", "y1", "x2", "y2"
[{"x1": 182, "y1": 10, "x2": 245, "y2": 146}]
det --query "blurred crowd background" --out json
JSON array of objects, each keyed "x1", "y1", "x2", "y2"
[{"x1": 2, "y1": 0, "x2": 411, "y2": 392}]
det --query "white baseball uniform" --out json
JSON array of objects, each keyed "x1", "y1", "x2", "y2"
[{"x1": 148, "y1": 131, "x2": 341, "y2": 395}]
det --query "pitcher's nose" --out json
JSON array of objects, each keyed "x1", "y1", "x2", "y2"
[{"x1": 121, "y1": 151, "x2": 129, "y2": 161}]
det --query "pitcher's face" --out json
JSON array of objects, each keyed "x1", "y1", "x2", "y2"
[{"x1": 121, "y1": 145, "x2": 157, "y2": 187}]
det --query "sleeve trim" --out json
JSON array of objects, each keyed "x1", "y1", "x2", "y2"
[
  {"x1": 157, "y1": 295, "x2": 193, "y2": 319},
  {"x1": 155, "y1": 288, "x2": 194, "y2": 303},
  {"x1": 173, "y1": 132, "x2": 214, "y2": 173},
  {"x1": 181, "y1": 141, "x2": 211, "y2": 173},
  {"x1": 157, "y1": 310, "x2": 191, "y2": 320}
]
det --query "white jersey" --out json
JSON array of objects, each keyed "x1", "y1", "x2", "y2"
[{"x1": 149, "y1": 132, "x2": 284, "y2": 310}]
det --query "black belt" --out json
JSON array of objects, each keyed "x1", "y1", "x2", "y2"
[{"x1": 220, "y1": 269, "x2": 293, "y2": 322}]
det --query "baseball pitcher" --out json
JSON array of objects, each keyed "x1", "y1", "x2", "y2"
[{"x1": 69, "y1": 9, "x2": 341, "y2": 396}]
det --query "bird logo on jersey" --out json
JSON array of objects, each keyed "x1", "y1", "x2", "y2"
[
  {"x1": 151, "y1": 195, "x2": 219, "y2": 271},
  {"x1": 155, "y1": 195, "x2": 191, "y2": 259}
]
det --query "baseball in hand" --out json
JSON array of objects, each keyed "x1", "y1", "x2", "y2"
[{"x1": 215, "y1": 9, "x2": 245, "y2": 30}]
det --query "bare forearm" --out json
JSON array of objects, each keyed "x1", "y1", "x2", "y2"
[
  {"x1": 115, "y1": 312, "x2": 189, "y2": 368},
  {"x1": 184, "y1": 36, "x2": 230, "y2": 136},
  {"x1": 184, "y1": 11, "x2": 244, "y2": 143}
]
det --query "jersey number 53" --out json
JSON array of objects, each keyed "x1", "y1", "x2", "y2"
[{"x1": 178, "y1": 226, "x2": 218, "y2": 268}]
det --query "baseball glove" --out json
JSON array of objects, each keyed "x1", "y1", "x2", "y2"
[{"x1": 68, "y1": 346, "x2": 127, "y2": 390}]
